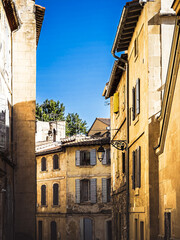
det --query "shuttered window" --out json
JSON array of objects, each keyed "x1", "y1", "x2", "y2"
[
  {"x1": 113, "y1": 92, "x2": 119, "y2": 113},
  {"x1": 51, "y1": 221, "x2": 57, "y2": 240},
  {"x1": 53, "y1": 155, "x2": 59, "y2": 170},
  {"x1": 164, "y1": 212, "x2": 171, "y2": 240},
  {"x1": 76, "y1": 150, "x2": 97, "y2": 166},
  {"x1": 38, "y1": 221, "x2": 42, "y2": 240},
  {"x1": 132, "y1": 87, "x2": 135, "y2": 121},
  {"x1": 80, "y1": 218, "x2": 93, "y2": 240},
  {"x1": 53, "y1": 184, "x2": 59, "y2": 206},
  {"x1": 132, "y1": 146, "x2": 141, "y2": 189},
  {"x1": 122, "y1": 152, "x2": 125, "y2": 174},
  {"x1": 136, "y1": 79, "x2": 140, "y2": 115},
  {"x1": 102, "y1": 178, "x2": 111, "y2": 203},
  {"x1": 102, "y1": 149, "x2": 111, "y2": 165},
  {"x1": 41, "y1": 157, "x2": 46, "y2": 171},
  {"x1": 41, "y1": 185, "x2": 46, "y2": 206},
  {"x1": 76, "y1": 179, "x2": 97, "y2": 204}
]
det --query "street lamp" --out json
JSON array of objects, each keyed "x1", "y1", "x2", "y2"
[{"x1": 97, "y1": 145, "x2": 105, "y2": 162}]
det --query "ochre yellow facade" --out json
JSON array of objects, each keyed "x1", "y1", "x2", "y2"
[{"x1": 36, "y1": 137, "x2": 112, "y2": 240}]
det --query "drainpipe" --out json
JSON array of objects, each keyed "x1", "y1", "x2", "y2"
[{"x1": 126, "y1": 62, "x2": 130, "y2": 240}]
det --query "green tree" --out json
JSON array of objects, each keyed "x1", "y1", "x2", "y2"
[
  {"x1": 36, "y1": 99, "x2": 65, "y2": 121},
  {"x1": 66, "y1": 113, "x2": 88, "y2": 136}
]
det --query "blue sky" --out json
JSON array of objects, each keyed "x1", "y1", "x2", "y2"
[{"x1": 36, "y1": 0, "x2": 126, "y2": 128}]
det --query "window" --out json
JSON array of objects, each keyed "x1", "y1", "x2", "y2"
[
  {"x1": 132, "y1": 146, "x2": 141, "y2": 189},
  {"x1": 134, "y1": 36, "x2": 138, "y2": 59},
  {"x1": 140, "y1": 221, "x2": 144, "y2": 240},
  {"x1": 102, "y1": 178, "x2": 111, "y2": 203},
  {"x1": 76, "y1": 149, "x2": 96, "y2": 166},
  {"x1": 164, "y1": 212, "x2": 171, "y2": 240},
  {"x1": 75, "y1": 179, "x2": 97, "y2": 204},
  {"x1": 38, "y1": 221, "x2": 42, "y2": 240},
  {"x1": 41, "y1": 157, "x2": 46, "y2": 171},
  {"x1": 122, "y1": 152, "x2": 125, "y2": 174},
  {"x1": 102, "y1": 149, "x2": 111, "y2": 165},
  {"x1": 132, "y1": 79, "x2": 140, "y2": 121},
  {"x1": 53, "y1": 154, "x2": 59, "y2": 170},
  {"x1": 80, "y1": 218, "x2": 93, "y2": 240},
  {"x1": 53, "y1": 183, "x2": 59, "y2": 206},
  {"x1": 51, "y1": 221, "x2": 57, "y2": 240},
  {"x1": 113, "y1": 92, "x2": 119, "y2": 113},
  {"x1": 41, "y1": 185, "x2": 46, "y2": 206},
  {"x1": 135, "y1": 219, "x2": 138, "y2": 240},
  {"x1": 106, "y1": 220, "x2": 112, "y2": 240}
]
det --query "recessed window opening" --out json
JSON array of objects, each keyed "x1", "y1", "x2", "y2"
[{"x1": 53, "y1": 154, "x2": 59, "y2": 169}]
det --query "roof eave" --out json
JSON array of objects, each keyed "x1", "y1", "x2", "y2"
[{"x1": 36, "y1": 4, "x2": 45, "y2": 46}]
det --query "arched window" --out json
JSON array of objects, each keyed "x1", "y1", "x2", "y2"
[
  {"x1": 51, "y1": 221, "x2": 57, "y2": 240},
  {"x1": 53, "y1": 183, "x2": 59, "y2": 206},
  {"x1": 53, "y1": 154, "x2": 59, "y2": 170},
  {"x1": 41, "y1": 185, "x2": 46, "y2": 206},
  {"x1": 41, "y1": 157, "x2": 46, "y2": 171}
]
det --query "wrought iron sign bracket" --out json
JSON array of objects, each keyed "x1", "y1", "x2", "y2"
[{"x1": 111, "y1": 140, "x2": 127, "y2": 151}]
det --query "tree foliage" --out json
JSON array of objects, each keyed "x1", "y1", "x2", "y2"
[
  {"x1": 66, "y1": 113, "x2": 88, "y2": 136},
  {"x1": 36, "y1": 99, "x2": 65, "y2": 121},
  {"x1": 36, "y1": 100, "x2": 88, "y2": 136}
]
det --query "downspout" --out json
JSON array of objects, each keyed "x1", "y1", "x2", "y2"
[{"x1": 126, "y1": 61, "x2": 130, "y2": 240}]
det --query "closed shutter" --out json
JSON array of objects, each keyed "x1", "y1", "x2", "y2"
[
  {"x1": 113, "y1": 92, "x2": 119, "y2": 113},
  {"x1": 41, "y1": 185, "x2": 46, "y2": 206},
  {"x1": 136, "y1": 78, "x2": 140, "y2": 115},
  {"x1": 102, "y1": 178, "x2": 107, "y2": 203},
  {"x1": 137, "y1": 146, "x2": 141, "y2": 188},
  {"x1": 76, "y1": 150, "x2": 81, "y2": 166},
  {"x1": 80, "y1": 218, "x2": 84, "y2": 240},
  {"x1": 106, "y1": 148, "x2": 110, "y2": 164},
  {"x1": 75, "y1": 179, "x2": 81, "y2": 203},
  {"x1": 132, "y1": 151, "x2": 135, "y2": 190},
  {"x1": 132, "y1": 87, "x2": 135, "y2": 121},
  {"x1": 90, "y1": 149, "x2": 96, "y2": 166},
  {"x1": 90, "y1": 178, "x2": 97, "y2": 203},
  {"x1": 53, "y1": 184, "x2": 59, "y2": 205},
  {"x1": 84, "y1": 218, "x2": 93, "y2": 240}
]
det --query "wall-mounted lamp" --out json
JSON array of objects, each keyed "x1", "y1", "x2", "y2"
[{"x1": 97, "y1": 145, "x2": 105, "y2": 162}]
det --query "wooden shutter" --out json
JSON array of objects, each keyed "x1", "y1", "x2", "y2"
[
  {"x1": 132, "y1": 151, "x2": 135, "y2": 189},
  {"x1": 80, "y1": 218, "x2": 84, "y2": 240},
  {"x1": 53, "y1": 184, "x2": 59, "y2": 205},
  {"x1": 90, "y1": 178, "x2": 97, "y2": 203},
  {"x1": 90, "y1": 149, "x2": 96, "y2": 166},
  {"x1": 132, "y1": 87, "x2": 135, "y2": 121},
  {"x1": 38, "y1": 221, "x2": 43, "y2": 240},
  {"x1": 76, "y1": 150, "x2": 81, "y2": 166},
  {"x1": 137, "y1": 146, "x2": 141, "y2": 188},
  {"x1": 102, "y1": 149, "x2": 107, "y2": 165},
  {"x1": 113, "y1": 92, "x2": 119, "y2": 113},
  {"x1": 102, "y1": 178, "x2": 107, "y2": 203},
  {"x1": 41, "y1": 185, "x2": 46, "y2": 206},
  {"x1": 75, "y1": 179, "x2": 81, "y2": 203},
  {"x1": 84, "y1": 218, "x2": 93, "y2": 240},
  {"x1": 106, "y1": 148, "x2": 110, "y2": 164},
  {"x1": 136, "y1": 78, "x2": 140, "y2": 115}
]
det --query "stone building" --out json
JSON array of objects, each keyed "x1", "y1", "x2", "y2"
[
  {"x1": 155, "y1": 0, "x2": 180, "y2": 238},
  {"x1": 36, "y1": 133, "x2": 112, "y2": 240},
  {"x1": 103, "y1": 0, "x2": 177, "y2": 239},
  {"x1": 0, "y1": 0, "x2": 45, "y2": 239}
]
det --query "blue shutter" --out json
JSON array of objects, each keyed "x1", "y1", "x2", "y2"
[
  {"x1": 84, "y1": 218, "x2": 93, "y2": 240},
  {"x1": 90, "y1": 149, "x2": 96, "y2": 166},
  {"x1": 102, "y1": 149, "x2": 107, "y2": 165},
  {"x1": 90, "y1": 179, "x2": 97, "y2": 203},
  {"x1": 75, "y1": 179, "x2": 80, "y2": 203},
  {"x1": 102, "y1": 178, "x2": 107, "y2": 203},
  {"x1": 80, "y1": 218, "x2": 84, "y2": 240},
  {"x1": 136, "y1": 78, "x2": 140, "y2": 114},
  {"x1": 76, "y1": 151, "x2": 80, "y2": 166}
]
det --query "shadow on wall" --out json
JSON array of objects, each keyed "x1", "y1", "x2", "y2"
[{"x1": 13, "y1": 101, "x2": 36, "y2": 240}]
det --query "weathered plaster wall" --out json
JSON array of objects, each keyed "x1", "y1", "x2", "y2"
[
  {"x1": 13, "y1": 0, "x2": 36, "y2": 239},
  {"x1": 88, "y1": 119, "x2": 109, "y2": 136}
]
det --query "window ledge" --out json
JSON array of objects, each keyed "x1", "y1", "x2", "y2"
[
  {"x1": 52, "y1": 205, "x2": 60, "y2": 208},
  {"x1": 135, "y1": 188, "x2": 139, "y2": 196},
  {"x1": 41, "y1": 205, "x2": 48, "y2": 208},
  {"x1": 52, "y1": 168, "x2": 60, "y2": 171},
  {"x1": 76, "y1": 165, "x2": 94, "y2": 168},
  {"x1": 40, "y1": 170, "x2": 48, "y2": 173}
]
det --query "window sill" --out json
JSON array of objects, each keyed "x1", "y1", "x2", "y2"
[
  {"x1": 76, "y1": 165, "x2": 94, "y2": 168},
  {"x1": 41, "y1": 205, "x2": 48, "y2": 208},
  {"x1": 40, "y1": 170, "x2": 48, "y2": 173},
  {"x1": 52, "y1": 205, "x2": 60, "y2": 208},
  {"x1": 52, "y1": 168, "x2": 60, "y2": 171},
  {"x1": 135, "y1": 188, "x2": 139, "y2": 196}
]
